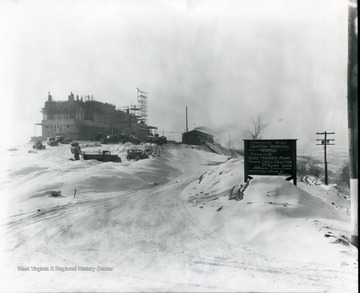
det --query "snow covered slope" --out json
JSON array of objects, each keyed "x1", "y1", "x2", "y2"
[{"x1": 0, "y1": 142, "x2": 357, "y2": 292}]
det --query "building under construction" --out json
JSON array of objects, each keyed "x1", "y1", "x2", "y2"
[{"x1": 40, "y1": 91, "x2": 152, "y2": 140}]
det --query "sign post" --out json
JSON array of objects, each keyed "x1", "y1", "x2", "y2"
[{"x1": 244, "y1": 139, "x2": 297, "y2": 185}]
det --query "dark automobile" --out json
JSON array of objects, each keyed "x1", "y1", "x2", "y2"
[
  {"x1": 146, "y1": 135, "x2": 166, "y2": 145},
  {"x1": 128, "y1": 135, "x2": 141, "y2": 145},
  {"x1": 33, "y1": 141, "x2": 46, "y2": 150},
  {"x1": 159, "y1": 136, "x2": 167, "y2": 144},
  {"x1": 146, "y1": 136, "x2": 156, "y2": 143},
  {"x1": 47, "y1": 137, "x2": 59, "y2": 146},
  {"x1": 91, "y1": 133, "x2": 105, "y2": 141},
  {"x1": 70, "y1": 142, "x2": 81, "y2": 154},
  {"x1": 100, "y1": 135, "x2": 120, "y2": 144},
  {"x1": 118, "y1": 134, "x2": 131, "y2": 143},
  {"x1": 126, "y1": 149, "x2": 149, "y2": 161},
  {"x1": 55, "y1": 135, "x2": 65, "y2": 143},
  {"x1": 61, "y1": 138, "x2": 72, "y2": 144}
]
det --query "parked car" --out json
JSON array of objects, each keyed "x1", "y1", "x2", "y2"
[
  {"x1": 118, "y1": 134, "x2": 131, "y2": 143},
  {"x1": 61, "y1": 138, "x2": 72, "y2": 144},
  {"x1": 70, "y1": 142, "x2": 81, "y2": 154},
  {"x1": 128, "y1": 135, "x2": 141, "y2": 145},
  {"x1": 32, "y1": 141, "x2": 46, "y2": 150},
  {"x1": 47, "y1": 137, "x2": 59, "y2": 146},
  {"x1": 100, "y1": 135, "x2": 120, "y2": 144},
  {"x1": 158, "y1": 136, "x2": 167, "y2": 144},
  {"x1": 126, "y1": 148, "x2": 149, "y2": 161},
  {"x1": 91, "y1": 133, "x2": 105, "y2": 141},
  {"x1": 146, "y1": 135, "x2": 156, "y2": 143},
  {"x1": 55, "y1": 135, "x2": 65, "y2": 143}
]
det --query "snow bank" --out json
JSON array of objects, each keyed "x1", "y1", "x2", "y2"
[
  {"x1": 183, "y1": 157, "x2": 243, "y2": 205},
  {"x1": 0, "y1": 142, "x2": 180, "y2": 220},
  {"x1": 183, "y1": 174, "x2": 357, "y2": 264}
]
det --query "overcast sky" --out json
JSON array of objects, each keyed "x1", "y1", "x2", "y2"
[{"x1": 0, "y1": 0, "x2": 350, "y2": 149}]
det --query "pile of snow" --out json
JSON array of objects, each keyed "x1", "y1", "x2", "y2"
[
  {"x1": 299, "y1": 181, "x2": 351, "y2": 217},
  {"x1": 183, "y1": 176, "x2": 357, "y2": 266},
  {"x1": 179, "y1": 150, "x2": 356, "y2": 266},
  {"x1": 182, "y1": 157, "x2": 243, "y2": 206},
  {"x1": 203, "y1": 141, "x2": 232, "y2": 155}
]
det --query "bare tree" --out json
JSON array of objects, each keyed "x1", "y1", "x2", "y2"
[{"x1": 244, "y1": 114, "x2": 267, "y2": 140}]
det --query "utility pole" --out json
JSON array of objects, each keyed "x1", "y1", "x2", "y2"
[
  {"x1": 185, "y1": 106, "x2": 189, "y2": 133},
  {"x1": 316, "y1": 132, "x2": 335, "y2": 185},
  {"x1": 347, "y1": 0, "x2": 358, "y2": 247}
]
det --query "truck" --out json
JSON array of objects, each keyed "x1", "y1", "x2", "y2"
[
  {"x1": 126, "y1": 148, "x2": 149, "y2": 161},
  {"x1": 146, "y1": 134, "x2": 166, "y2": 145},
  {"x1": 32, "y1": 141, "x2": 46, "y2": 150},
  {"x1": 81, "y1": 150, "x2": 122, "y2": 163},
  {"x1": 47, "y1": 137, "x2": 59, "y2": 146}
]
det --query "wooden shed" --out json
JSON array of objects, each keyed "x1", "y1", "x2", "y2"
[{"x1": 182, "y1": 130, "x2": 214, "y2": 145}]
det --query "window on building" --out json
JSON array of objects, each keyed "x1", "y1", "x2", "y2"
[{"x1": 53, "y1": 124, "x2": 63, "y2": 133}]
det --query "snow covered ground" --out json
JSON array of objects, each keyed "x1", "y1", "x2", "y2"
[{"x1": 0, "y1": 142, "x2": 358, "y2": 292}]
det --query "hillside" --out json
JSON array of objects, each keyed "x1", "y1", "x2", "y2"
[{"x1": 0, "y1": 142, "x2": 358, "y2": 292}]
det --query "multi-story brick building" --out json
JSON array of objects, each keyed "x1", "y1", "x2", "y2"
[{"x1": 41, "y1": 92, "x2": 151, "y2": 140}]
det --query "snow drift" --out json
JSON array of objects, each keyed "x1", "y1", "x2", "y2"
[{"x1": 0, "y1": 142, "x2": 357, "y2": 293}]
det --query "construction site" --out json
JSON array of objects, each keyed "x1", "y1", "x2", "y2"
[{"x1": 39, "y1": 88, "x2": 153, "y2": 141}]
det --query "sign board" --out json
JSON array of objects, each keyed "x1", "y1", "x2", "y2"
[{"x1": 244, "y1": 139, "x2": 297, "y2": 185}]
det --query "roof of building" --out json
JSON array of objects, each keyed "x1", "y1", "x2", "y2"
[{"x1": 184, "y1": 129, "x2": 214, "y2": 137}]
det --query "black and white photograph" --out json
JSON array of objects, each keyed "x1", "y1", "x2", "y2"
[{"x1": 0, "y1": 0, "x2": 358, "y2": 292}]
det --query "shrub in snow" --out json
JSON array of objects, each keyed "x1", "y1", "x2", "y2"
[
  {"x1": 229, "y1": 180, "x2": 249, "y2": 201},
  {"x1": 300, "y1": 175, "x2": 322, "y2": 185}
]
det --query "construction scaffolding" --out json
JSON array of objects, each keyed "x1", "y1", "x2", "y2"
[{"x1": 137, "y1": 88, "x2": 148, "y2": 124}]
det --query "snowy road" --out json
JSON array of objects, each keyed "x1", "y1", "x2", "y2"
[{"x1": 0, "y1": 143, "x2": 358, "y2": 292}]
